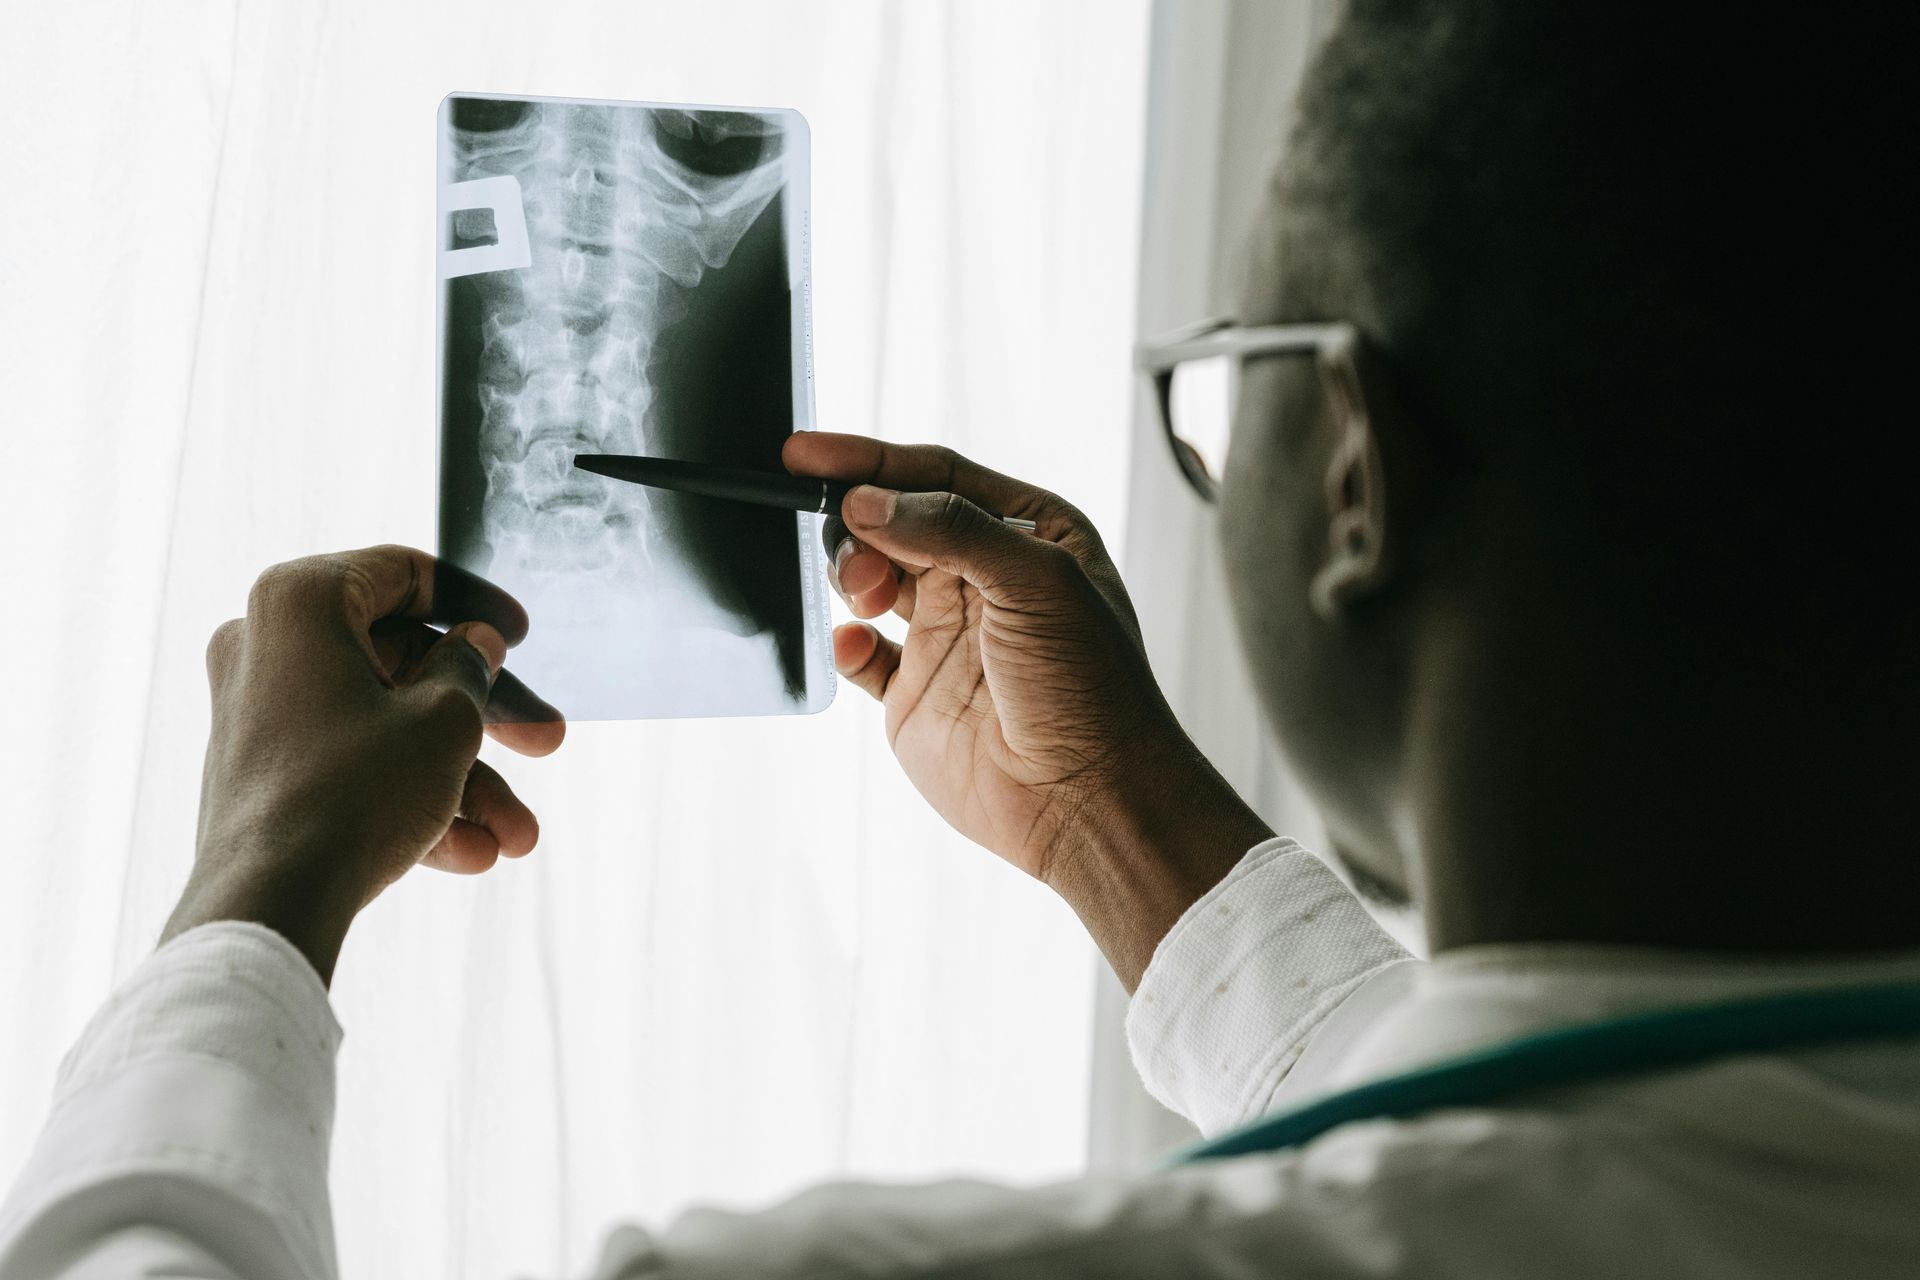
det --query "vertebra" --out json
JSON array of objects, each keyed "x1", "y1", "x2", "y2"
[{"x1": 447, "y1": 100, "x2": 785, "y2": 581}]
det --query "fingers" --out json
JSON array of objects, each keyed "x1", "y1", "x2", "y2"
[
  {"x1": 833, "y1": 622, "x2": 902, "y2": 701},
  {"x1": 422, "y1": 758, "x2": 540, "y2": 873},
  {"x1": 800, "y1": 437, "x2": 1114, "y2": 620},
  {"x1": 884, "y1": 570, "x2": 918, "y2": 620},
  {"x1": 463, "y1": 757, "x2": 539, "y2": 857},
  {"x1": 836, "y1": 541, "x2": 902, "y2": 620},
  {"x1": 423, "y1": 818, "x2": 501, "y2": 875},
  {"x1": 361, "y1": 615, "x2": 567, "y2": 755},
  {"x1": 784, "y1": 433, "x2": 1053, "y2": 522},
  {"x1": 483, "y1": 668, "x2": 568, "y2": 756},
  {"x1": 842, "y1": 486, "x2": 1074, "y2": 605},
  {"x1": 820, "y1": 515, "x2": 898, "y2": 618},
  {"x1": 421, "y1": 555, "x2": 531, "y2": 645},
  {"x1": 245, "y1": 546, "x2": 578, "y2": 742},
  {"x1": 368, "y1": 615, "x2": 424, "y2": 677},
  {"x1": 824, "y1": 516, "x2": 904, "y2": 617},
  {"x1": 846, "y1": 564, "x2": 916, "y2": 621},
  {"x1": 404, "y1": 621, "x2": 504, "y2": 751},
  {"x1": 850, "y1": 575, "x2": 903, "y2": 619},
  {"x1": 247, "y1": 545, "x2": 531, "y2": 646},
  {"x1": 843, "y1": 551, "x2": 895, "y2": 602}
]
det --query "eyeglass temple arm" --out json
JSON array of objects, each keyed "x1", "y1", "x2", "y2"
[{"x1": 1133, "y1": 321, "x2": 1355, "y2": 373}]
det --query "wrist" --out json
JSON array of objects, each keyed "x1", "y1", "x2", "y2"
[
  {"x1": 1045, "y1": 738, "x2": 1274, "y2": 991},
  {"x1": 161, "y1": 859, "x2": 359, "y2": 987}
]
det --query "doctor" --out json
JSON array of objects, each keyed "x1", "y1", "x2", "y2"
[{"x1": 5, "y1": 3, "x2": 1918, "y2": 1276}]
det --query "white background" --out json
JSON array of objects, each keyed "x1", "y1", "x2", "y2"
[{"x1": 0, "y1": 3, "x2": 1151, "y2": 1276}]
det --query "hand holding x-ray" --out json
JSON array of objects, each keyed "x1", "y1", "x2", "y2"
[
  {"x1": 166, "y1": 546, "x2": 565, "y2": 984},
  {"x1": 437, "y1": 93, "x2": 832, "y2": 721}
]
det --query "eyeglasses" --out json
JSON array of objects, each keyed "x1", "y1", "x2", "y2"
[{"x1": 1135, "y1": 319, "x2": 1357, "y2": 503}]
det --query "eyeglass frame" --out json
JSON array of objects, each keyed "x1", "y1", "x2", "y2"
[{"x1": 1134, "y1": 318, "x2": 1359, "y2": 504}]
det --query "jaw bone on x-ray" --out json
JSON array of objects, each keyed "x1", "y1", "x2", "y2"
[{"x1": 437, "y1": 93, "x2": 832, "y2": 720}]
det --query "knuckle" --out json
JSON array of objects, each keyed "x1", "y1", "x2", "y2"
[
  {"x1": 1030, "y1": 492, "x2": 1086, "y2": 536},
  {"x1": 1053, "y1": 496, "x2": 1093, "y2": 532},
  {"x1": 335, "y1": 557, "x2": 384, "y2": 620},
  {"x1": 204, "y1": 618, "x2": 245, "y2": 676},
  {"x1": 1030, "y1": 537, "x2": 1082, "y2": 583},
  {"x1": 247, "y1": 555, "x2": 347, "y2": 617},
  {"x1": 355, "y1": 544, "x2": 424, "y2": 608},
  {"x1": 845, "y1": 651, "x2": 882, "y2": 690},
  {"x1": 924, "y1": 443, "x2": 964, "y2": 474},
  {"x1": 244, "y1": 563, "x2": 292, "y2": 613},
  {"x1": 1042, "y1": 499, "x2": 1119, "y2": 569},
  {"x1": 931, "y1": 490, "x2": 974, "y2": 536}
]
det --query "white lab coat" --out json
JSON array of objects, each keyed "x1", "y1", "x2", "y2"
[{"x1": 3, "y1": 836, "x2": 1918, "y2": 1278}]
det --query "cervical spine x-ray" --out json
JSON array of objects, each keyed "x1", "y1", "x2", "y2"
[{"x1": 437, "y1": 93, "x2": 831, "y2": 720}]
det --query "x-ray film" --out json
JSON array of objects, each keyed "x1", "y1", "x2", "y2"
[{"x1": 437, "y1": 93, "x2": 832, "y2": 720}]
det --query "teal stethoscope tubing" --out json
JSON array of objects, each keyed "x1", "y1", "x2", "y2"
[{"x1": 1172, "y1": 981, "x2": 1920, "y2": 1165}]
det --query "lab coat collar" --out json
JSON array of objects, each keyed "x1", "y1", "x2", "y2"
[{"x1": 1322, "y1": 940, "x2": 1920, "y2": 1093}]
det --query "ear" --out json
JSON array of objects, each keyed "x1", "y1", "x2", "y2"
[{"x1": 1309, "y1": 330, "x2": 1393, "y2": 620}]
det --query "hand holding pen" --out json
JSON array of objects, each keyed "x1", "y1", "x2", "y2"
[
  {"x1": 780, "y1": 432, "x2": 1273, "y2": 990},
  {"x1": 573, "y1": 453, "x2": 1039, "y2": 531}
]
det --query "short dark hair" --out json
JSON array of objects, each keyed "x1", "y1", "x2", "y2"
[{"x1": 1279, "y1": 3, "x2": 1914, "y2": 648}]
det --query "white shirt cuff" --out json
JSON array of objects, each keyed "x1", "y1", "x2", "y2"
[
  {"x1": 1125, "y1": 838, "x2": 1414, "y2": 1137},
  {"x1": 0, "y1": 922, "x2": 342, "y2": 1280}
]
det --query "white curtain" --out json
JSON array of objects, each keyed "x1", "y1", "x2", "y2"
[{"x1": 0, "y1": 3, "x2": 1149, "y2": 1276}]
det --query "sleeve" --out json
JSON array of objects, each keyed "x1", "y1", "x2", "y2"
[
  {"x1": 1123, "y1": 837, "x2": 1419, "y2": 1136},
  {"x1": 576, "y1": 1172, "x2": 1282, "y2": 1280},
  {"x1": 573, "y1": 1135, "x2": 1471, "y2": 1280},
  {"x1": 0, "y1": 923, "x2": 343, "y2": 1280}
]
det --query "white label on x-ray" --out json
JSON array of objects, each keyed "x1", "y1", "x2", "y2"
[{"x1": 438, "y1": 175, "x2": 533, "y2": 278}]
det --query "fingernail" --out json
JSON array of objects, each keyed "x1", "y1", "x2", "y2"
[
  {"x1": 833, "y1": 535, "x2": 860, "y2": 578},
  {"x1": 466, "y1": 623, "x2": 506, "y2": 678},
  {"x1": 846, "y1": 485, "x2": 896, "y2": 528}
]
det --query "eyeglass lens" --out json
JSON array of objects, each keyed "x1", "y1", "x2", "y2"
[{"x1": 1165, "y1": 354, "x2": 1234, "y2": 490}]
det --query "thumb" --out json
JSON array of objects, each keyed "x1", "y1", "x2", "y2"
[
  {"x1": 405, "y1": 621, "x2": 505, "y2": 741},
  {"x1": 842, "y1": 485, "x2": 1062, "y2": 603}
]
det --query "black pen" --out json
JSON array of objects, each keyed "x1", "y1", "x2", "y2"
[{"x1": 573, "y1": 454, "x2": 1039, "y2": 531}]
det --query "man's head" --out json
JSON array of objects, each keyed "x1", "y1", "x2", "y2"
[{"x1": 1219, "y1": 3, "x2": 1917, "y2": 944}]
